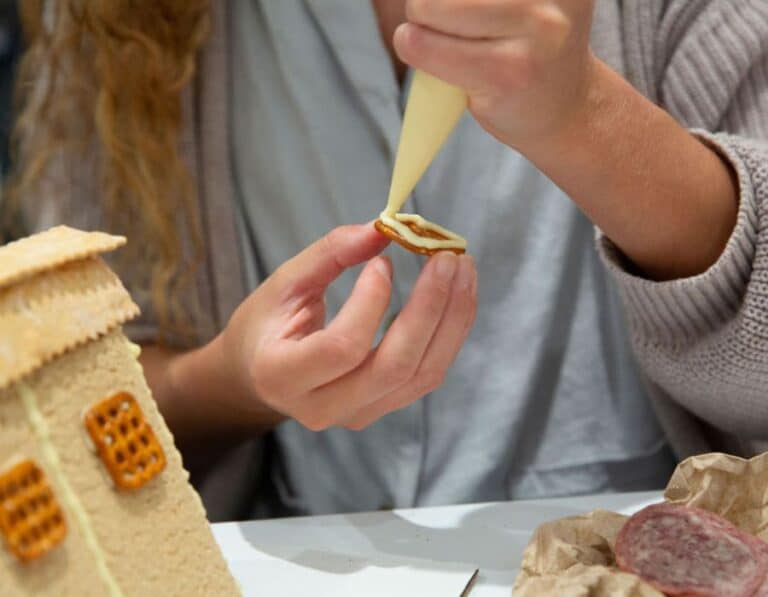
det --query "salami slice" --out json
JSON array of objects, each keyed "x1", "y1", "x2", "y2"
[
  {"x1": 751, "y1": 540, "x2": 768, "y2": 597},
  {"x1": 615, "y1": 503, "x2": 768, "y2": 597},
  {"x1": 755, "y1": 579, "x2": 768, "y2": 597}
]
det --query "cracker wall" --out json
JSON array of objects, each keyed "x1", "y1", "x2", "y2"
[{"x1": 0, "y1": 330, "x2": 239, "y2": 596}]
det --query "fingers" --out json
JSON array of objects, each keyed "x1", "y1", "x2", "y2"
[
  {"x1": 395, "y1": 24, "x2": 527, "y2": 93},
  {"x1": 259, "y1": 257, "x2": 393, "y2": 399},
  {"x1": 406, "y1": 0, "x2": 570, "y2": 41},
  {"x1": 344, "y1": 255, "x2": 477, "y2": 430},
  {"x1": 298, "y1": 252, "x2": 462, "y2": 430},
  {"x1": 407, "y1": 0, "x2": 542, "y2": 39},
  {"x1": 260, "y1": 250, "x2": 478, "y2": 433},
  {"x1": 394, "y1": 8, "x2": 571, "y2": 93},
  {"x1": 371, "y1": 252, "x2": 459, "y2": 385},
  {"x1": 272, "y1": 223, "x2": 390, "y2": 298},
  {"x1": 327, "y1": 256, "x2": 393, "y2": 345}
]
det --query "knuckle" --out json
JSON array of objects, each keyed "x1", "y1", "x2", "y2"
[
  {"x1": 457, "y1": 286, "x2": 476, "y2": 314},
  {"x1": 471, "y1": 92, "x2": 503, "y2": 120},
  {"x1": 343, "y1": 419, "x2": 369, "y2": 432},
  {"x1": 321, "y1": 228, "x2": 347, "y2": 269},
  {"x1": 534, "y1": 4, "x2": 571, "y2": 38},
  {"x1": 268, "y1": 265, "x2": 295, "y2": 296},
  {"x1": 323, "y1": 226, "x2": 345, "y2": 251},
  {"x1": 497, "y1": 45, "x2": 534, "y2": 90},
  {"x1": 325, "y1": 333, "x2": 369, "y2": 366},
  {"x1": 364, "y1": 270, "x2": 393, "y2": 302},
  {"x1": 299, "y1": 410, "x2": 333, "y2": 432},
  {"x1": 413, "y1": 369, "x2": 446, "y2": 395},
  {"x1": 406, "y1": 0, "x2": 432, "y2": 22},
  {"x1": 376, "y1": 357, "x2": 417, "y2": 389},
  {"x1": 431, "y1": 275, "x2": 454, "y2": 297},
  {"x1": 423, "y1": 287, "x2": 451, "y2": 318},
  {"x1": 249, "y1": 358, "x2": 281, "y2": 405}
]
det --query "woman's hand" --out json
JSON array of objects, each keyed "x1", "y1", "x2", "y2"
[
  {"x1": 392, "y1": 0, "x2": 738, "y2": 281},
  {"x1": 215, "y1": 223, "x2": 477, "y2": 432},
  {"x1": 394, "y1": 0, "x2": 596, "y2": 148}
]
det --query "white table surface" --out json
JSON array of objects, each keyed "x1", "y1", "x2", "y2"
[{"x1": 212, "y1": 491, "x2": 662, "y2": 596}]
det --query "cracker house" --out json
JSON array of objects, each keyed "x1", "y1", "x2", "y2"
[{"x1": 0, "y1": 226, "x2": 239, "y2": 596}]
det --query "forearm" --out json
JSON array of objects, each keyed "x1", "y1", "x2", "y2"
[
  {"x1": 521, "y1": 57, "x2": 738, "y2": 281},
  {"x1": 139, "y1": 338, "x2": 285, "y2": 444},
  {"x1": 600, "y1": 135, "x2": 768, "y2": 437}
]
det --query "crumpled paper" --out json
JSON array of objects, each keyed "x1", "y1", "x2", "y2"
[{"x1": 512, "y1": 451, "x2": 768, "y2": 596}]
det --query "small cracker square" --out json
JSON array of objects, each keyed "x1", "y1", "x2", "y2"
[
  {"x1": 0, "y1": 459, "x2": 67, "y2": 562},
  {"x1": 83, "y1": 392, "x2": 166, "y2": 491}
]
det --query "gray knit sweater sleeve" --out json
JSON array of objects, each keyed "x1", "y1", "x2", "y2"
[{"x1": 597, "y1": 0, "x2": 768, "y2": 438}]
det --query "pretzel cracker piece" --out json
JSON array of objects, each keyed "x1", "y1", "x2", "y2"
[
  {"x1": 83, "y1": 392, "x2": 166, "y2": 491},
  {"x1": 0, "y1": 459, "x2": 67, "y2": 562},
  {"x1": 375, "y1": 213, "x2": 467, "y2": 256}
]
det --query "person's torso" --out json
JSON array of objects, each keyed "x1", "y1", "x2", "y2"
[{"x1": 230, "y1": 0, "x2": 674, "y2": 516}]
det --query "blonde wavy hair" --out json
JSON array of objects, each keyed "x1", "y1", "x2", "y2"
[{"x1": 8, "y1": 0, "x2": 211, "y2": 343}]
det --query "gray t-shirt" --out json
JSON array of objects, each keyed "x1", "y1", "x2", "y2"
[{"x1": 230, "y1": 0, "x2": 675, "y2": 516}]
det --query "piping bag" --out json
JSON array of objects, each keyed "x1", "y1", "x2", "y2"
[{"x1": 376, "y1": 70, "x2": 469, "y2": 255}]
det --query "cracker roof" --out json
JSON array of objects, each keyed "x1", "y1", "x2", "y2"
[
  {"x1": 0, "y1": 226, "x2": 126, "y2": 290},
  {"x1": 0, "y1": 226, "x2": 139, "y2": 390}
]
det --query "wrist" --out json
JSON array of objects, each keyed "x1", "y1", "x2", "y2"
[
  {"x1": 512, "y1": 55, "x2": 738, "y2": 280},
  {"x1": 161, "y1": 335, "x2": 280, "y2": 439},
  {"x1": 205, "y1": 332, "x2": 287, "y2": 430},
  {"x1": 516, "y1": 52, "x2": 608, "y2": 159}
]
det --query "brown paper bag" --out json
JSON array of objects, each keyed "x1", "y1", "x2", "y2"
[{"x1": 512, "y1": 452, "x2": 768, "y2": 596}]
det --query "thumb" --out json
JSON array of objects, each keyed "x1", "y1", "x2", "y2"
[{"x1": 273, "y1": 223, "x2": 390, "y2": 294}]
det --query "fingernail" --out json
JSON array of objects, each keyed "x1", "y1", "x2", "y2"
[
  {"x1": 372, "y1": 256, "x2": 392, "y2": 280},
  {"x1": 434, "y1": 252, "x2": 458, "y2": 283},
  {"x1": 456, "y1": 255, "x2": 475, "y2": 291}
]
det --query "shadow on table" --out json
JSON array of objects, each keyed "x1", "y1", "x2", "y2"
[{"x1": 235, "y1": 500, "x2": 586, "y2": 589}]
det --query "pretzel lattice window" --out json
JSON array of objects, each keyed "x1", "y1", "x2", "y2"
[
  {"x1": 0, "y1": 460, "x2": 66, "y2": 562},
  {"x1": 83, "y1": 392, "x2": 166, "y2": 491}
]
